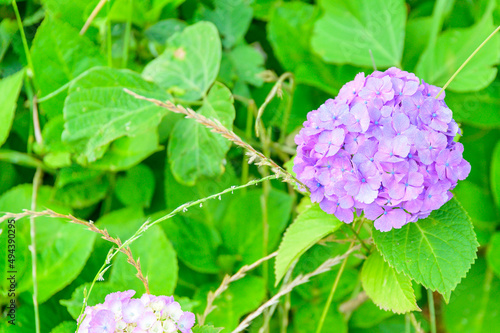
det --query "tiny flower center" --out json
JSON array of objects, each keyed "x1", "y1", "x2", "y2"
[
  {"x1": 445, "y1": 162, "x2": 449, "y2": 167},
  {"x1": 361, "y1": 178, "x2": 366, "y2": 183},
  {"x1": 376, "y1": 91, "x2": 381, "y2": 95},
  {"x1": 432, "y1": 113, "x2": 437, "y2": 117},
  {"x1": 428, "y1": 194, "x2": 432, "y2": 198},
  {"x1": 374, "y1": 121, "x2": 379, "y2": 125}
]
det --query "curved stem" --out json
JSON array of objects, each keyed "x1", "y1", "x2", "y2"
[{"x1": 427, "y1": 288, "x2": 436, "y2": 333}]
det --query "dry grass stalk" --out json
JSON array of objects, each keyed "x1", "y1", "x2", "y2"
[
  {"x1": 0, "y1": 209, "x2": 150, "y2": 293},
  {"x1": 198, "y1": 251, "x2": 278, "y2": 326},
  {"x1": 124, "y1": 89, "x2": 308, "y2": 192},
  {"x1": 231, "y1": 245, "x2": 361, "y2": 333}
]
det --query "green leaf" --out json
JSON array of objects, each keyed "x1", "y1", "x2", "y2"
[
  {"x1": 267, "y1": 2, "x2": 359, "y2": 95},
  {"x1": 62, "y1": 67, "x2": 168, "y2": 163},
  {"x1": 311, "y1": 0, "x2": 406, "y2": 68},
  {"x1": 443, "y1": 259, "x2": 500, "y2": 333},
  {"x1": 31, "y1": 16, "x2": 105, "y2": 118},
  {"x1": 0, "y1": 19, "x2": 18, "y2": 62},
  {"x1": 192, "y1": 325, "x2": 223, "y2": 333},
  {"x1": 0, "y1": 69, "x2": 24, "y2": 147},
  {"x1": 41, "y1": 0, "x2": 89, "y2": 29},
  {"x1": 53, "y1": 165, "x2": 110, "y2": 209},
  {"x1": 194, "y1": 276, "x2": 266, "y2": 331},
  {"x1": 415, "y1": 14, "x2": 500, "y2": 92},
  {"x1": 98, "y1": 208, "x2": 178, "y2": 295},
  {"x1": 115, "y1": 164, "x2": 155, "y2": 208},
  {"x1": 196, "y1": 0, "x2": 253, "y2": 48},
  {"x1": 60, "y1": 282, "x2": 119, "y2": 319},
  {"x1": 162, "y1": 215, "x2": 221, "y2": 274},
  {"x1": 349, "y1": 300, "x2": 394, "y2": 329},
  {"x1": 293, "y1": 301, "x2": 347, "y2": 333},
  {"x1": 168, "y1": 82, "x2": 235, "y2": 185},
  {"x1": 227, "y1": 44, "x2": 265, "y2": 87},
  {"x1": 88, "y1": 130, "x2": 162, "y2": 172},
  {"x1": 275, "y1": 201, "x2": 343, "y2": 285},
  {"x1": 143, "y1": 21, "x2": 222, "y2": 101},
  {"x1": 49, "y1": 321, "x2": 77, "y2": 333},
  {"x1": 492, "y1": 141, "x2": 500, "y2": 208},
  {"x1": 361, "y1": 250, "x2": 420, "y2": 314},
  {"x1": 402, "y1": 17, "x2": 433, "y2": 71},
  {"x1": 0, "y1": 185, "x2": 96, "y2": 303},
  {"x1": 220, "y1": 189, "x2": 293, "y2": 266},
  {"x1": 446, "y1": 81, "x2": 500, "y2": 128},
  {"x1": 373, "y1": 198, "x2": 479, "y2": 298},
  {"x1": 487, "y1": 233, "x2": 500, "y2": 278},
  {"x1": 0, "y1": 149, "x2": 52, "y2": 172},
  {"x1": 145, "y1": 19, "x2": 187, "y2": 45}
]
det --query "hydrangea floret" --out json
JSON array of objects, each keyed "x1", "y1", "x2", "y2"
[
  {"x1": 77, "y1": 290, "x2": 195, "y2": 333},
  {"x1": 293, "y1": 67, "x2": 471, "y2": 231}
]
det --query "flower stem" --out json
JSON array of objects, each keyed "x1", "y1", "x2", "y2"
[
  {"x1": 436, "y1": 24, "x2": 500, "y2": 98},
  {"x1": 12, "y1": 0, "x2": 34, "y2": 77},
  {"x1": 121, "y1": 0, "x2": 132, "y2": 68},
  {"x1": 427, "y1": 288, "x2": 436, "y2": 333}
]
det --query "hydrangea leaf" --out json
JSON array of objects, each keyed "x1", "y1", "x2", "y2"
[
  {"x1": 487, "y1": 233, "x2": 500, "y2": 278},
  {"x1": 492, "y1": 141, "x2": 500, "y2": 208},
  {"x1": 60, "y1": 282, "x2": 120, "y2": 319},
  {"x1": 31, "y1": 16, "x2": 105, "y2": 119},
  {"x1": 195, "y1": 0, "x2": 253, "y2": 49},
  {"x1": 0, "y1": 69, "x2": 24, "y2": 147},
  {"x1": 267, "y1": 2, "x2": 359, "y2": 95},
  {"x1": 275, "y1": 201, "x2": 343, "y2": 285},
  {"x1": 415, "y1": 14, "x2": 500, "y2": 92},
  {"x1": 349, "y1": 301, "x2": 394, "y2": 329},
  {"x1": 311, "y1": 0, "x2": 406, "y2": 68},
  {"x1": 0, "y1": 185, "x2": 96, "y2": 303},
  {"x1": 194, "y1": 276, "x2": 266, "y2": 331},
  {"x1": 443, "y1": 259, "x2": 500, "y2": 333},
  {"x1": 161, "y1": 215, "x2": 222, "y2": 274},
  {"x1": 227, "y1": 44, "x2": 265, "y2": 87},
  {"x1": 373, "y1": 198, "x2": 479, "y2": 298},
  {"x1": 192, "y1": 326, "x2": 223, "y2": 333},
  {"x1": 446, "y1": 81, "x2": 500, "y2": 128},
  {"x1": 97, "y1": 207, "x2": 178, "y2": 295},
  {"x1": 87, "y1": 130, "x2": 162, "y2": 172},
  {"x1": 49, "y1": 321, "x2": 77, "y2": 333},
  {"x1": 168, "y1": 82, "x2": 235, "y2": 185},
  {"x1": 361, "y1": 250, "x2": 420, "y2": 314},
  {"x1": 115, "y1": 164, "x2": 155, "y2": 208},
  {"x1": 62, "y1": 67, "x2": 168, "y2": 163},
  {"x1": 221, "y1": 189, "x2": 293, "y2": 266},
  {"x1": 293, "y1": 302, "x2": 347, "y2": 333},
  {"x1": 142, "y1": 21, "x2": 221, "y2": 101}
]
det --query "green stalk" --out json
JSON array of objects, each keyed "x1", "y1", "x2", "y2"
[
  {"x1": 427, "y1": 289, "x2": 436, "y2": 333},
  {"x1": 12, "y1": 0, "x2": 34, "y2": 77},
  {"x1": 106, "y1": 0, "x2": 113, "y2": 67}
]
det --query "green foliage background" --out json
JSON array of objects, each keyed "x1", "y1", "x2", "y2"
[{"x1": 0, "y1": 0, "x2": 499, "y2": 332}]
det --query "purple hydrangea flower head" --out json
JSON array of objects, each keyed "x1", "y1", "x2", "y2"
[
  {"x1": 77, "y1": 290, "x2": 195, "y2": 333},
  {"x1": 294, "y1": 67, "x2": 471, "y2": 231}
]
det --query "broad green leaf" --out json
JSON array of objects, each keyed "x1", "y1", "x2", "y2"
[
  {"x1": 53, "y1": 165, "x2": 110, "y2": 209},
  {"x1": 162, "y1": 215, "x2": 222, "y2": 274},
  {"x1": 196, "y1": 0, "x2": 253, "y2": 48},
  {"x1": 373, "y1": 198, "x2": 478, "y2": 298},
  {"x1": 0, "y1": 185, "x2": 96, "y2": 303},
  {"x1": 454, "y1": 180, "x2": 498, "y2": 245},
  {"x1": 145, "y1": 19, "x2": 187, "y2": 45},
  {"x1": 446, "y1": 81, "x2": 500, "y2": 128},
  {"x1": 143, "y1": 21, "x2": 221, "y2": 101},
  {"x1": 115, "y1": 164, "x2": 155, "y2": 208},
  {"x1": 62, "y1": 67, "x2": 168, "y2": 163},
  {"x1": 192, "y1": 326, "x2": 223, "y2": 333},
  {"x1": 487, "y1": 233, "x2": 500, "y2": 278},
  {"x1": 49, "y1": 321, "x2": 77, "y2": 333},
  {"x1": 194, "y1": 276, "x2": 266, "y2": 331},
  {"x1": 0, "y1": 69, "x2": 24, "y2": 147},
  {"x1": 275, "y1": 202, "x2": 343, "y2": 284},
  {"x1": 349, "y1": 301, "x2": 394, "y2": 329},
  {"x1": 88, "y1": 130, "x2": 162, "y2": 172},
  {"x1": 168, "y1": 82, "x2": 235, "y2": 185},
  {"x1": 41, "y1": 0, "x2": 89, "y2": 29},
  {"x1": 227, "y1": 44, "x2": 264, "y2": 87},
  {"x1": 220, "y1": 189, "x2": 293, "y2": 266},
  {"x1": 31, "y1": 16, "x2": 105, "y2": 118},
  {"x1": 0, "y1": 19, "x2": 17, "y2": 62},
  {"x1": 443, "y1": 259, "x2": 500, "y2": 333},
  {"x1": 267, "y1": 2, "x2": 359, "y2": 95},
  {"x1": 311, "y1": 0, "x2": 406, "y2": 68},
  {"x1": 402, "y1": 17, "x2": 433, "y2": 71},
  {"x1": 100, "y1": 208, "x2": 178, "y2": 295},
  {"x1": 60, "y1": 282, "x2": 119, "y2": 319},
  {"x1": 492, "y1": 141, "x2": 500, "y2": 208},
  {"x1": 415, "y1": 14, "x2": 500, "y2": 92},
  {"x1": 164, "y1": 161, "x2": 238, "y2": 223},
  {"x1": 293, "y1": 301, "x2": 347, "y2": 333},
  {"x1": 361, "y1": 250, "x2": 420, "y2": 314}
]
